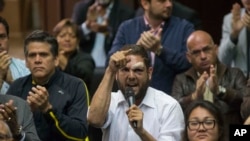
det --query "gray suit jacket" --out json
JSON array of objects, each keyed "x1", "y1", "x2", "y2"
[
  {"x1": 0, "y1": 95, "x2": 40, "y2": 141},
  {"x1": 219, "y1": 8, "x2": 248, "y2": 76}
]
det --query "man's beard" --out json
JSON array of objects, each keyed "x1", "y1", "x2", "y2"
[{"x1": 148, "y1": 8, "x2": 172, "y2": 21}]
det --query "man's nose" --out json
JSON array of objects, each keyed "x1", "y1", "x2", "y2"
[
  {"x1": 128, "y1": 70, "x2": 136, "y2": 78},
  {"x1": 164, "y1": 0, "x2": 172, "y2": 7},
  {"x1": 35, "y1": 55, "x2": 41, "y2": 62},
  {"x1": 200, "y1": 51, "x2": 207, "y2": 59}
]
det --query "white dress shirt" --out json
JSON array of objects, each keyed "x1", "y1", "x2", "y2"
[{"x1": 101, "y1": 87, "x2": 184, "y2": 141}]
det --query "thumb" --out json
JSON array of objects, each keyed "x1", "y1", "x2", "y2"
[{"x1": 59, "y1": 50, "x2": 65, "y2": 55}]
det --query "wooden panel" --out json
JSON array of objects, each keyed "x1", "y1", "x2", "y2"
[
  {"x1": 39, "y1": 0, "x2": 62, "y2": 34},
  {"x1": 63, "y1": 0, "x2": 81, "y2": 18},
  {"x1": 0, "y1": 0, "x2": 22, "y2": 37}
]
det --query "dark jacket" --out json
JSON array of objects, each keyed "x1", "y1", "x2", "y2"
[
  {"x1": 172, "y1": 61, "x2": 247, "y2": 125},
  {"x1": 63, "y1": 50, "x2": 95, "y2": 89},
  {"x1": 72, "y1": 0, "x2": 135, "y2": 54},
  {"x1": 7, "y1": 69, "x2": 89, "y2": 141}
]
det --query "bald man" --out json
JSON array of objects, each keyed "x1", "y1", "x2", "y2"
[
  {"x1": 0, "y1": 119, "x2": 13, "y2": 141},
  {"x1": 172, "y1": 30, "x2": 248, "y2": 138}
]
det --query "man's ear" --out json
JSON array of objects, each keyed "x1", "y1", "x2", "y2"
[
  {"x1": 141, "y1": 0, "x2": 149, "y2": 10},
  {"x1": 25, "y1": 58, "x2": 29, "y2": 68},
  {"x1": 214, "y1": 44, "x2": 218, "y2": 55},
  {"x1": 186, "y1": 52, "x2": 192, "y2": 63},
  {"x1": 54, "y1": 56, "x2": 59, "y2": 67}
]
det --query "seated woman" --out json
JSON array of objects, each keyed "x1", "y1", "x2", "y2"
[
  {"x1": 182, "y1": 100, "x2": 226, "y2": 141},
  {"x1": 53, "y1": 18, "x2": 95, "y2": 88}
]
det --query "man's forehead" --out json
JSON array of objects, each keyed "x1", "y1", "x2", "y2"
[
  {"x1": 127, "y1": 55, "x2": 145, "y2": 68},
  {"x1": 130, "y1": 62, "x2": 145, "y2": 69}
]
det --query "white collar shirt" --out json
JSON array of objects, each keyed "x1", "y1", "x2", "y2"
[{"x1": 101, "y1": 87, "x2": 184, "y2": 141}]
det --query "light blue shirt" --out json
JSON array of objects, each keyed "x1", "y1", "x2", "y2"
[
  {"x1": 1, "y1": 58, "x2": 30, "y2": 94},
  {"x1": 101, "y1": 87, "x2": 184, "y2": 141},
  {"x1": 81, "y1": 3, "x2": 113, "y2": 67}
]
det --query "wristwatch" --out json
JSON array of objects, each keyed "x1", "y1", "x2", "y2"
[
  {"x1": 218, "y1": 85, "x2": 226, "y2": 98},
  {"x1": 13, "y1": 126, "x2": 23, "y2": 140},
  {"x1": 155, "y1": 46, "x2": 163, "y2": 56}
]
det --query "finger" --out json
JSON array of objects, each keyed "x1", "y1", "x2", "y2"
[
  {"x1": 156, "y1": 28, "x2": 162, "y2": 38},
  {"x1": 0, "y1": 50, "x2": 8, "y2": 57},
  {"x1": 0, "y1": 105, "x2": 9, "y2": 119},
  {"x1": 36, "y1": 85, "x2": 47, "y2": 93},
  {"x1": 140, "y1": 33, "x2": 153, "y2": 49},
  {"x1": 121, "y1": 49, "x2": 132, "y2": 56},
  {"x1": 4, "y1": 100, "x2": 16, "y2": 113},
  {"x1": 2, "y1": 103, "x2": 16, "y2": 120},
  {"x1": 27, "y1": 92, "x2": 41, "y2": 105}
]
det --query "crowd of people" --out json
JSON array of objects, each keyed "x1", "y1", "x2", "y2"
[{"x1": 0, "y1": 0, "x2": 250, "y2": 141}]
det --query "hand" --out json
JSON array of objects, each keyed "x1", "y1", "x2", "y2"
[
  {"x1": 137, "y1": 28, "x2": 162, "y2": 53},
  {"x1": 241, "y1": 11, "x2": 250, "y2": 30},
  {"x1": 231, "y1": 3, "x2": 244, "y2": 38},
  {"x1": 27, "y1": 85, "x2": 52, "y2": 113},
  {"x1": 207, "y1": 65, "x2": 218, "y2": 94},
  {"x1": 108, "y1": 49, "x2": 131, "y2": 73},
  {"x1": 58, "y1": 50, "x2": 68, "y2": 70},
  {"x1": 0, "y1": 100, "x2": 20, "y2": 136},
  {"x1": 193, "y1": 71, "x2": 209, "y2": 99},
  {"x1": 126, "y1": 105, "x2": 143, "y2": 132},
  {"x1": 0, "y1": 50, "x2": 11, "y2": 80},
  {"x1": 244, "y1": 116, "x2": 250, "y2": 125},
  {"x1": 86, "y1": 2, "x2": 98, "y2": 23},
  {"x1": 88, "y1": 18, "x2": 109, "y2": 33}
]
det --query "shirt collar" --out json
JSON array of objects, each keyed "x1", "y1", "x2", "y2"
[
  {"x1": 116, "y1": 87, "x2": 156, "y2": 109},
  {"x1": 143, "y1": 15, "x2": 165, "y2": 32}
]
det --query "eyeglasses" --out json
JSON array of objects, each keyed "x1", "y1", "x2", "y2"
[
  {"x1": 188, "y1": 120, "x2": 216, "y2": 131},
  {"x1": 188, "y1": 45, "x2": 214, "y2": 57}
]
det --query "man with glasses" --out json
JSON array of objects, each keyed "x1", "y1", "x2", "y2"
[
  {"x1": 0, "y1": 16, "x2": 30, "y2": 94},
  {"x1": 172, "y1": 30, "x2": 248, "y2": 138}
]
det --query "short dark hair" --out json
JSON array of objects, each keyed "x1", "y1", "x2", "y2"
[
  {"x1": 120, "y1": 44, "x2": 151, "y2": 69},
  {"x1": 182, "y1": 100, "x2": 225, "y2": 141},
  {"x1": 0, "y1": 16, "x2": 9, "y2": 37},
  {"x1": 24, "y1": 30, "x2": 58, "y2": 57}
]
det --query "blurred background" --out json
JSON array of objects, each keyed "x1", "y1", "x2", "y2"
[{"x1": 0, "y1": 0, "x2": 242, "y2": 59}]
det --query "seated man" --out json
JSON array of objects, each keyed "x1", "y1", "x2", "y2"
[
  {"x1": 0, "y1": 94, "x2": 40, "y2": 141},
  {"x1": 88, "y1": 44, "x2": 184, "y2": 141},
  {"x1": 7, "y1": 30, "x2": 89, "y2": 141},
  {"x1": 172, "y1": 30, "x2": 248, "y2": 139},
  {"x1": 0, "y1": 16, "x2": 30, "y2": 94}
]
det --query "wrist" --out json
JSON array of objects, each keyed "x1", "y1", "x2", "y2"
[
  {"x1": 191, "y1": 92, "x2": 197, "y2": 100},
  {"x1": 155, "y1": 46, "x2": 163, "y2": 56},
  {"x1": 42, "y1": 104, "x2": 53, "y2": 113},
  {"x1": 13, "y1": 125, "x2": 23, "y2": 140}
]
